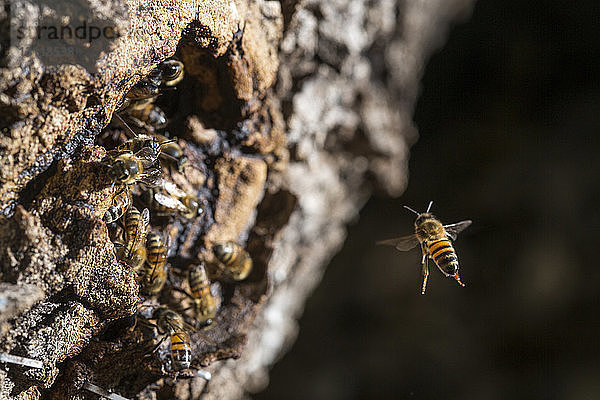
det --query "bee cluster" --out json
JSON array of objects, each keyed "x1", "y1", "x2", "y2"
[{"x1": 100, "y1": 59, "x2": 254, "y2": 380}]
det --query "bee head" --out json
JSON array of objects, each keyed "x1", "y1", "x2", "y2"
[
  {"x1": 213, "y1": 242, "x2": 233, "y2": 259},
  {"x1": 184, "y1": 196, "x2": 201, "y2": 217},
  {"x1": 160, "y1": 60, "x2": 184, "y2": 86},
  {"x1": 415, "y1": 212, "x2": 435, "y2": 226},
  {"x1": 112, "y1": 155, "x2": 140, "y2": 182}
]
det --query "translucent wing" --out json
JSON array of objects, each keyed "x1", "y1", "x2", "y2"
[
  {"x1": 161, "y1": 180, "x2": 187, "y2": 198},
  {"x1": 140, "y1": 208, "x2": 150, "y2": 230},
  {"x1": 135, "y1": 146, "x2": 160, "y2": 167},
  {"x1": 443, "y1": 220, "x2": 472, "y2": 240},
  {"x1": 164, "y1": 318, "x2": 216, "y2": 346},
  {"x1": 376, "y1": 234, "x2": 420, "y2": 251},
  {"x1": 154, "y1": 192, "x2": 188, "y2": 212},
  {"x1": 139, "y1": 168, "x2": 163, "y2": 187}
]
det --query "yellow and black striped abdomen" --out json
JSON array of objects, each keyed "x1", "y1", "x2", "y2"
[
  {"x1": 428, "y1": 237, "x2": 459, "y2": 276},
  {"x1": 146, "y1": 233, "x2": 167, "y2": 267},
  {"x1": 189, "y1": 264, "x2": 211, "y2": 298},
  {"x1": 170, "y1": 331, "x2": 192, "y2": 371}
]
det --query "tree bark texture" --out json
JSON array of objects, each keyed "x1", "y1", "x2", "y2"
[{"x1": 0, "y1": 0, "x2": 473, "y2": 399}]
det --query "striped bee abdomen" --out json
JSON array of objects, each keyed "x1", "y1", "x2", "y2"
[
  {"x1": 170, "y1": 331, "x2": 192, "y2": 371},
  {"x1": 428, "y1": 238, "x2": 459, "y2": 276},
  {"x1": 189, "y1": 264, "x2": 211, "y2": 298}
]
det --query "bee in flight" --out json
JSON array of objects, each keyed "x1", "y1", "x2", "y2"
[{"x1": 377, "y1": 201, "x2": 472, "y2": 295}]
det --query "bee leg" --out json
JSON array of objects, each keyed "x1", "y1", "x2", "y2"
[
  {"x1": 421, "y1": 255, "x2": 430, "y2": 295},
  {"x1": 147, "y1": 334, "x2": 169, "y2": 356},
  {"x1": 454, "y1": 272, "x2": 466, "y2": 287},
  {"x1": 171, "y1": 286, "x2": 195, "y2": 300}
]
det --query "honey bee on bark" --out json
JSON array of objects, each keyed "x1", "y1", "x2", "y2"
[
  {"x1": 115, "y1": 206, "x2": 150, "y2": 269},
  {"x1": 174, "y1": 264, "x2": 218, "y2": 326},
  {"x1": 213, "y1": 241, "x2": 253, "y2": 281},
  {"x1": 146, "y1": 307, "x2": 213, "y2": 379},
  {"x1": 139, "y1": 231, "x2": 169, "y2": 297},
  {"x1": 153, "y1": 132, "x2": 188, "y2": 172},
  {"x1": 103, "y1": 185, "x2": 132, "y2": 224},
  {"x1": 142, "y1": 179, "x2": 202, "y2": 219},
  {"x1": 108, "y1": 139, "x2": 162, "y2": 187},
  {"x1": 377, "y1": 201, "x2": 472, "y2": 295},
  {"x1": 118, "y1": 60, "x2": 184, "y2": 130}
]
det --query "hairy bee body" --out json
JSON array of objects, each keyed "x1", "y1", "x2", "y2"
[
  {"x1": 170, "y1": 331, "x2": 192, "y2": 371},
  {"x1": 153, "y1": 307, "x2": 192, "y2": 372},
  {"x1": 116, "y1": 207, "x2": 150, "y2": 269},
  {"x1": 140, "y1": 232, "x2": 168, "y2": 296},
  {"x1": 415, "y1": 216, "x2": 460, "y2": 277},
  {"x1": 213, "y1": 242, "x2": 253, "y2": 281},
  {"x1": 119, "y1": 60, "x2": 183, "y2": 130},
  {"x1": 377, "y1": 202, "x2": 471, "y2": 295},
  {"x1": 127, "y1": 102, "x2": 168, "y2": 130},
  {"x1": 103, "y1": 186, "x2": 132, "y2": 224},
  {"x1": 188, "y1": 264, "x2": 217, "y2": 325},
  {"x1": 109, "y1": 138, "x2": 161, "y2": 187}
]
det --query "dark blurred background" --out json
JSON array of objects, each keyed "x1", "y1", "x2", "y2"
[{"x1": 257, "y1": 1, "x2": 600, "y2": 399}]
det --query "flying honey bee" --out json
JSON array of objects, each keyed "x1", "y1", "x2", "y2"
[
  {"x1": 377, "y1": 201, "x2": 472, "y2": 295},
  {"x1": 148, "y1": 307, "x2": 214, "y2": 377},
  {"x1": 139, "y1": 231, "x2": 169, "y2": 296},
  {"x1": 142, "y1": 180, "x2": 202, "y2": 219},
  {"x1": 213, "y1": 241, "x2": 253, "y2": 281},
  {"x1": 116, "y1": 206, "x2": 150, "y2": 269},
  {"x1": 103, "y1": 185, "x2": 132, "y2": 224}
]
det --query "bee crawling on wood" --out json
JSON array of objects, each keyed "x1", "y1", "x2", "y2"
[
  {"x1": 213, "y1": 241, "x2": 253, "y2": 281},
  {"x1": 103, "y1": 184, "x2": 132, "y2": 224},
  {"x1": 138, "y1": 231, "x2": 169, "y2": 297},
  {"x1": 118, "y1": 59, "x2": 184, "y2": 130},
  {"x1": 115, "y1": 206, "x2": 150, "y2": 269},
  {"x1": 377, "y1": 201, "x2": 472, "y2": 295},
  {"x1": 172, "y1": 264, "x2": 218, "y2": 327},
  {"x1": 140, "y1": 306, "x2": 214, "y2": 380},
  {"x1": 108, "y1": 136, "x2": 162, "y2": 188}
]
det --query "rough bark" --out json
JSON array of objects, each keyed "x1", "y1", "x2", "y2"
[{"x1": 0, "y1": 0, "x2": 473, "y2": 399}]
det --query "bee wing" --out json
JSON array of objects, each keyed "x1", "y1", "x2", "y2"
[
  {"x1": 376, "y1": 234, "x2": 420, "y2": 251},
  {"x1": 135, "y1": 146, "x2": 160, "y2": 166},
  {"x1": 161, "y1": 180, "x2": 187, "y2": 198},
  {"x1": 137, "y1": 208, "x2": 151, "y2": 239},
  {"x1": 164, "y1": 318, "x2": 217, "y2": 346},
  {"x1": 139, "y1": 168, "x2": 163, "y2": 187},
  {"x1": 154, "y1": 192, "x2": 188, "y2": 212},
  {"x1": 443, "y1": 220, "x2": 472, "y2": 240}
]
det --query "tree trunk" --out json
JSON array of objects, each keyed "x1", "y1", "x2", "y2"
[{"x1": 0, "y1": 0, "x2": 473, "y2": 398}]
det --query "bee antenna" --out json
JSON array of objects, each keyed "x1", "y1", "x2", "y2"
[
  {"x1": 402, "y1": 205, "x2": 419, "y2": 215},
  {"x1": 426, "y1": 201, "x2": 434, "y2": 213},
  {"x1": 115, "y1": 113, "x2": 139, "y2": 138}
]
